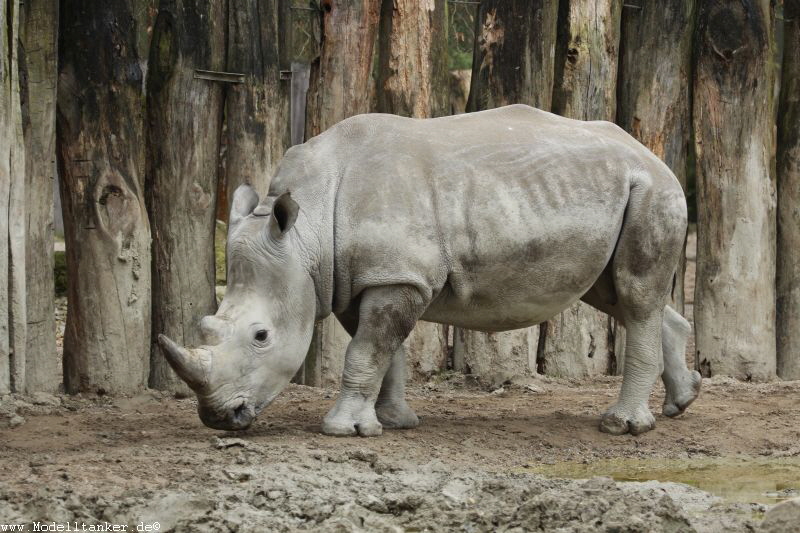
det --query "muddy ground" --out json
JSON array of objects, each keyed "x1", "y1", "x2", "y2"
[{"x1": 2, "y1": 374, "x2": 799, "y2": 532}]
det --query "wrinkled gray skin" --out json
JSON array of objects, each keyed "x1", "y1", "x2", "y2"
[{"x1": 159, "y1": 105, "x2": 701, "y2": 436}]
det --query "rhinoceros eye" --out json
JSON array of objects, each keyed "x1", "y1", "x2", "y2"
[{"x1": 254, "y1": 330, "x2": 269, "y2": 343}]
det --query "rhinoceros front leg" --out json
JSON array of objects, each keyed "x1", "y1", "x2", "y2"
[
  {"x1": 600, "y1": 310, "x2": 663, "y2": 435},
  {"x1": 322, "y1": 285, "x2": 426, "y2": 437},
  {"x1": 375, "y1": 345, "x2": 419, "y2": 429}
]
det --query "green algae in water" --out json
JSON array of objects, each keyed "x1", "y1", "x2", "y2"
[{"x1": 521, "y1": 457, "x2": 800, "y2": 504}]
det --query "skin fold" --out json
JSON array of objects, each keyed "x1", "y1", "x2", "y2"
[{"x1": 159, "y1": 104, "x2": 701, "y2": 437}]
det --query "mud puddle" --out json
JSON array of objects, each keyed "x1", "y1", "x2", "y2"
[{"x1": 522, "y1": 457, "x2": 800, "y2": 504}]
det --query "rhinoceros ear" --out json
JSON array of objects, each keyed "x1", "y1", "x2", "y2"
[
  {"x1": 229, "y1": 184, "x2": 259, "y2": 235},
  {"x1": 268, "y1": 191, "x2": 299, "y2": 239}
]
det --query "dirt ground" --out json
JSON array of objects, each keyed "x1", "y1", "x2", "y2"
[{"x1": 2, "y1": 374, "x2": 799, "y2": 532}]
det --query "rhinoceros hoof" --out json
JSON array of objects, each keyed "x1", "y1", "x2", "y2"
[
  {"x1": 599, "y1": 403, "x2": 656, "y2": 436},
  {"x1": 376, "y1": 401, "x2": 420, "y2": 430},
  {"x1": 321, "y1": 400, "x2": 384, "y2": 437},
  {"x1": 321, "y1": 419, "x2": 383, "y2": 437},
  {"x1": 663, "y1": 370, "x2": 702, "y2": 417}
]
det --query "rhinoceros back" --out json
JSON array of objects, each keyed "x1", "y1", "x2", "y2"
[{"x1": 272, "y1": 105, "x2": 680, "y2": 330}]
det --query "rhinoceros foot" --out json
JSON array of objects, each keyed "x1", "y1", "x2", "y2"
[
  {"x1": 599, "y1": 403, "x2": 656, "y2": 436},
  {"x1": 376, "y1": 400, "x2": 419, "y2": 430},
  {"x1": 662, "y1": 370, "x2": 702, "y2": 417},
  {"x1": 322, "y1": 396, "x2": 383, "y2": 437}
]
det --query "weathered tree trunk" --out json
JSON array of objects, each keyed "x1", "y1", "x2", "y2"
[
  {"x1": 405, "y1": 322, "x2": 448, "y2": 380},
  {"x1": 466, "y1": 0, "x2": 558, "y2": 112},
  {"x1": 305, "y1": 0, "x2": 380, "y2": 137},
  {"x1": 20, "y1": 0, "x2": 59, "y2": 393},
  {"x1": 449, "y1": 69, "x2": 471, "y2": 114},
  {"x1": 552, "y1": 0, "x2": 621, "y2": 120},
  {"x1": 1, "y1": 0, "x2": 27, "y2": 394},
  {"x1": 617, "y1": 0, "x2": 693, "y2": 318},
  {"x1": 147, "y1": 0, "x2": 227, "y2": 391},
  {"x1": 454, "y1": 327, "x2": 539, "y2": 389},
  {"x1": 693, "y1": 0, "x2": 777, "y2": 380},
  {"x1": 57, "y1": 0, "x2": 151, "y2": 394},
  {"x1": 453, "y1": 1, "x2": 558, "y2": 384},
  {"x1": 542, "y1": 0, "x2": 621, "y2": 378},
  {"x1": 776, "y1": 0, "x2": 800, "y2": 380},
  {"x1": 225, "y1": 0, "x2": 290, "y2": 205},
  {"x1": 377, "y1": 0, "x2": 449, "y2": 118},
  {"x1": 302, "y1": 0, "x2": 380, "y2": 386}
]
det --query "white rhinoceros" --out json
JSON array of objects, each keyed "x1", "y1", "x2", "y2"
[{"x1": 159, "y1": 105, "x2": 701, "y2": 437}]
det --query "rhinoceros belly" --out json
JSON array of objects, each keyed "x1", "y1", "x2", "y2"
[{"x1": 421, "y1": 204, "x2": 623, "y2": 331}]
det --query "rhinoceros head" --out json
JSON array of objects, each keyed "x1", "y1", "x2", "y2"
[{"x1": 158, "y1": 185, "x2": 316, "y2": 430}]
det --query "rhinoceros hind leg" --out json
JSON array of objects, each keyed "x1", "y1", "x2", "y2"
[
  {"x1": 661, "y1": 305, "x2": 702, "y2": 417},
  {"x1": 322, "y1": 285, "x2": 426, "y2": 437},
  {"x1": 599, "y1": 309, "x2": 663, "y2": 436},
  {"x1": 598, "y1": 179, "x2": 687, "y2": 436}
]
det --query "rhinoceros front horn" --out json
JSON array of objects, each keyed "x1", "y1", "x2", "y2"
[{"x1": 158, "y1": 334, "x2": 207, "y2": 389}]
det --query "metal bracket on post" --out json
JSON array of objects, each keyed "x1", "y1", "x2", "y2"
[{"x1": 193, "y1": 70, "x2": 245, "y2": 84}]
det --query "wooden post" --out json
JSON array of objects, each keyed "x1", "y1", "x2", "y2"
[
  {"x1": 454, "y1": 328, "x2": 539, "y2": 389},
  {"x1": 225, "y1": 0, "x2": 290, "y2": 205},
  {"x1": 466, "y1": 0, "x2": 558, "y2": 112},
  {"x1": 301, "y1": 0, "x2": 380, "y2": 386},
  {"x1": 147, "y1": 0, "x2": 227, "y2": 391},
  {"x1": 378, "y1": 0, "x2": 449, "y2": 118},
  {"x1": 541, "y1": 0, "x2": 621, "y2": 378},
  {"x1": 20, "y1": 0, "x2": 60, "y2": 393},
  {"x1": 617, "y1": 0, "x2": 694, "y2": 317},
  {"x1": 777, "y1": 0, "x2": 800, "y2": 379},
  {"x1": 693, "y1": 0, "x2": 777, "y2": 380},
  {"x1": 1, "y1": 0, "x2": 27, "y2": 394},
  {"x1": 305, "y1": 0, "x2": 380, "y2": 137},
  {"x1": 455, "y1": 0, "x2": 558, "y2": 384},
  {"x1": 57, "y1": 0, "x2": 151, "y2": 394}
]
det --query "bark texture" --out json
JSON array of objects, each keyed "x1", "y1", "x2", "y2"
[
  {"x1": 466, "y1": 0, "x2": 558, "y2": 112},
  {"x1": 57, "y1": 0, "x2": 151, "y2": 394},
  {"x1": 454, "y1": 327, "x2": 539, "y2": 389},
  {"x1": 377, "y1": 0, "x2": 449, "y2": 117},
  {"x1": 1, "y1": 0, "x2": 27, "y2": 394},
  {"x1": 693, "y1": 0, "x2": 777, "y2": 380},
  {"x1": 552, "y1": 0, "x2": 621, "y2": 120},
  {"x1": 147, "y1": 0, "x2": 227, "y2": 391},
  {"x1": 225, "y1": 0, "x2": 290, "y2": 205},
  {"x1": 538, "y1": 309, "x2": 613, "y2": 378},
  {"x1": 449, "y1": 69, "x2": 471, "y2": 114},
  {"x1": 405, "y1": 322, "x2": 448, "y2": 381},
  {"x1": 542, "y1": 0, "x2": 621, "y2": 378},
  {"x1": 20, "y1": 0, "x2": 59, "y2": 393},
  {"x1": 777, "y1": 0, "x2": 800, "y2": 380},
  {"x1": 302, "y1": 0, "x2": 380, "y2": 386},
  {"x1": 305, "y1": 0, "x2": 380, "y2": 137},
  {"x1": 616, "y1": 0, "x2": 693, "y2": 317}
]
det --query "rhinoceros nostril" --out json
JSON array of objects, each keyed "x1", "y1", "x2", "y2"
[{"x1": 233, "y1": 402, "x2": 248, "y2": 422}]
